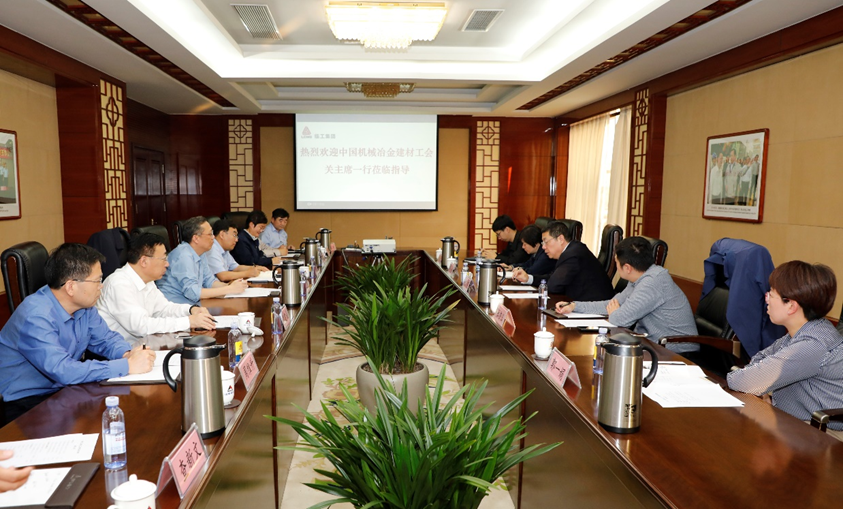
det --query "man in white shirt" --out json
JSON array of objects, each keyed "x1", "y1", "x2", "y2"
[
  {"x1": 204, "y1": 219, "x2": 267, "y2": 282},
  {"x1": 97, "y1": 233, "x2": 216, "y2": 343}
]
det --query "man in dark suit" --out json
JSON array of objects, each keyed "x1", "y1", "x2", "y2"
[
  {"x1": 487, "y1": 214, "x2": 529, "y2": 265},
  {"x1": 230, "y1": 210, "x2": 282, "y2": 269},
  {"x1": 513, "y1": 221, "x2": 614, "y2": 301},
  {"x1": 508, "y1": 224, "x2": 555, "y2": 278}
]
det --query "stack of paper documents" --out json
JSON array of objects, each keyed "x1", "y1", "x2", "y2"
[
  {"x1": 224, "y1": 288, "x2": 274, "y2": 299},
  {"x1": 502, "y1": 293, "x2": 540, "y2": 299},
  {"x1": 0, "y1": 434, "x2": 99, "y2": 467},
  {"x1": 499, "y1": 285, "x2": 537, "y2": 291},
  {"x1": 106, "y1": 350, "x2": 181, "y2": 384},
  {"x1": 555, "y1": 318, "x2": 613, "y2": 328},
  {"x1": 247, "y1": 271, "x2": 276, "y2": 283},
  {"x1": 642, "y1": 362, "x2": 744, "y2": 408}
]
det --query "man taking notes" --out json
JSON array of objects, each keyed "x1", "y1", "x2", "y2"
[
  {"x1": 556, "y1": 236, "x2": 697, "y2": 350},
  {"x1": 260, "y1": 208, "x2": 290, "y2": 256},
  {"x1": 0, "y1": 244, "x2": 155, "y2": 422},
  {"x1": 487, "y1": 214, "x2": 528, "y2": 266},
  {"x1": 157, "y1": 216, "x2": 248, "y2": 304},
  {"x1": 97, "y1": 233, "x2": 216, "y2": 343},
  {"x1": 513, "y1": 221, "x2": 614, "y2": 301},
  {"x1": 231, "y1": 210, "x2": 282, "y2": 269},
  {"x1": 205, "y1": 219, "x2": 267, "y2": 282}
]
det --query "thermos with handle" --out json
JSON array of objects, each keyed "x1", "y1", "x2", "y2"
[
  {"x1": 300, "y1": 238, "x2": 320, "y2": 267},
  {"x1": 477, "y1": 260, "x2": 506, "y2": 304},
  {"x1": 272, "y1": 260, "x2": 303, "y2": 306},
  {"x1": 163, "y1": 336, "x2": 227, "y2": 439},
  {"x1": 315, "y1": 228, "x2": 332, "y2": 251},
  {"x1": 440, "y1": 237, "x2": 460, "y2": 268},
  {"x1": 598, "y1": 333, "x2": 659, "y2": 434}
]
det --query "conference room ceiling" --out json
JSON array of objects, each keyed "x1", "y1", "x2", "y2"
[{"x1": 1, "y1": 0, "x2": 840, "y2": 117}]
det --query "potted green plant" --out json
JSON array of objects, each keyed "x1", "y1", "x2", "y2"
[
  {"x1": 334, "y1": 255, "x2": 417, "y2": 300},
  {"x1": 327, "y1": 282, "x2": 458, "y2": 414},
  {"x1": 269, "y1": 363, "x2": 560, "y2": 509}
]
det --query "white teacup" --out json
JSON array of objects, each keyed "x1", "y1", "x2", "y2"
[
  {"x1": 447, "y1": 257, "x2": 458, "y2": 271},
  {"x1": 108, "y1": 474, "x2": 156, "y2": 509},
  {"x1": 534, "y1": 328, "x2": 554, "y2": 360},
  {"x1": 221, "y1": 368, "x2": 235, "y2": 406},
  {"x1": 489, "y1": 293, "x2": 505, "y2": 313},
  {"x1": 237, "y1": 312, "x2": 255, "y2": 334}
]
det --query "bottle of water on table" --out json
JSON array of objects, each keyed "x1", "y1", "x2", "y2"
[
  {"x1": 228, "y1": 328, "x2": 242, "y2": 370},
  {"x1": 271, "y1": 297, "x2": 284, "y2": 335},
  {"x1": 593, "y1": 327, "x2": 609, "y2": 374},
  {"x1": 538, "y1": 279, "x2": 548, "y2": 310},
  {"x1": 102, "y1": 396, "x2": 127, "y2": 469}
]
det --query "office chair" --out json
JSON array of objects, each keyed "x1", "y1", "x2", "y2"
[
  {"x1": 597, "y1": 224, "x2": 623, "y2": 279},
  {"x1": 222, "y1": 211, "x2": 249, "y2": 231},
  {"x1": 87, "y1": 227, "x2": 131, "y2": 279},
  {"x1": 614, "y1": 236, "x2": 669, "y2": 293},
  {"x1": 131, "y1": 225, "x2": 171, "y2": 251},
  {"x1": 171, "y1": 220, "x2": 186, "y2": 246},
  {"x1": 205, "y1": 215, "x2": 221, "y2": 228},
  {"x1": 556, "y1": 219, "x2": 583, "y2": 242},
  {"x1": 1, "y1": 241, "x2": 49, "y2": 313},
  {"x1": 534, "y1": 216, "x2": 553, "y2": 231}
]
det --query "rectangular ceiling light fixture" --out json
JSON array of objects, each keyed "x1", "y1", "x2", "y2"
[
  {"x1": 461, "y1": 9, "x2": 503, "y2": 32},
  {"x1": 232, "y1": 4, "x2": 282, "y2": 40},
  {"x1": 326, "y1": 2, "x2": 447, "y2": 50}
]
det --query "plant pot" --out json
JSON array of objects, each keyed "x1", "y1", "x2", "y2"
[{"x1": 356, "y1": 362, "x2": 429, "y2": 415}]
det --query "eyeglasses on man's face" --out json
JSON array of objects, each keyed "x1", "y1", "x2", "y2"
[{"x1": 70, "y1": 277, "x2": 103, "y2": 285}]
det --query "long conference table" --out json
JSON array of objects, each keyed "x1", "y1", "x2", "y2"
[{"x1": 2, "y1": 249, "x2": 843, "y2": 508}]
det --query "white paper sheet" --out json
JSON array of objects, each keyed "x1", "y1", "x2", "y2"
[
  {"x1": 555, "y1": 318, "x2": 613, "y2": 328},
  {"x1": 212, "y1": 315, "x2": 241, "y2": 328},
  {"x1": 502, "y1": 293, "x2": 540, "y2": 299},
  {"x1": 106, "y1": 351, "x2": 181, "y2": 384},
  {"x1": 643, "y1": 363, "x2": 711, "y2": 387},
  {"x1": 224, "y1": 288, "x2": 274, "y2": 299},
  {"x1": 563, "y1": 312, "x2": 607, "y2": 319},
  {"x1": 247, "y1": 271, "x2": 276, "y2": 283},
  {"x1": 0, "y1": 435, "x2": 98, "y2": 467},
  {"x1": 499, "y1": 285, "x2": 537, "y2": 291},
  {"x1": 643, "y1": 384, "x2": 745, "y2": 408},
  {"x1": 0, "y1": 467, "x2": 71, "y2": 507}
]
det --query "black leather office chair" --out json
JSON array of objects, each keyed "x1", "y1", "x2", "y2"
[
  {"x1": 131, "y1": 225, "x2": 171, "y2": 251},
  {"x1": 1, "y1": 241, "x2": 48, "y2": 313},
  {"x1": 222, "y1": 211, "x2": 249, "y2": 231},
  {"x1": 810, "y1": 308, "x2": 843, "y2": 434},
  {"x1": 205, "y1": 215, "x2": 221, "y2": 229},
  {"x1": 171, "y1": 220, "x2": 186, "y2": 246},
  {"x1": 614, "y1": 236, "x2": 668, "y2": 293},
  {"x1": 87, "y1": 227, "x2": 131, "y2": 279},
  {"x1": 556, "y1": 219, "x2": 583, "y2": 242},
  {"x1": 534, "y1": 216, "x2": 553, "y2": 231},
  {"x1": 597, "y1": 224, "x2": 623, "y2": 279}
]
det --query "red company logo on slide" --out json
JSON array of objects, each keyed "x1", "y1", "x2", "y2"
[{"x1": 301, "y1": 126, "x2": 312, "y2": 138}]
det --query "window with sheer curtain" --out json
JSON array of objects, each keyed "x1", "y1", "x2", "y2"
[{"x1": 565, "y1": 106, "x2": 631, "y2": 254}]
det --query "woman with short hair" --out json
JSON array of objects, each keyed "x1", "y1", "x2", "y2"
[{"x1": 728, "y1": 261, "x2": 843, "y2": 439}]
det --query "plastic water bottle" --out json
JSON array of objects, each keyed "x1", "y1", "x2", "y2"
[
  {"x1": 475, "y1": 249, "x2": 483, "y2": 274},
  {"x1": 538, "y1": 279, "x2": 548, "y2": 310},
  {"x1": 593, "y1": 327, "x2": 609, "y2": 374},
  {"x1": 228, "y1": 328, "x2": 242, "y2": 370},
  {"x1": 271, "y1": 297, "x2": 284, "y2": 335},
  {"x1": 102, "y1": 396, "x2": 127, "y2": 469},
  {"x1": 461, "y1": 261, "x2": 469, "y2": 284}
]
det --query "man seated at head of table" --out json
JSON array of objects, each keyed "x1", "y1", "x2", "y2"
[
  {"x1": 205, "y1": 219, "x2": 268, "y2": 282},
  {"x1": 0, "y1": 243, "x2": 156, "y2": 423},
  {"x1": 259, "y1": 207, "x2": 291, "y2": 256},
  {"x1": 231, "y1": 210, "x2": 283, "y2": 269},
  {"x1": 156, "y1": 216, "x2": 249, "y2": 305},
  {"x1": 513, "y1": 221, "x2": 614, "y2": 301},
  {"x1": 728, "y1": 261, "x2": 843, "y2": 439},
  {"x1": 97, "y1": 233, "x2": 216, "y2": 343},
  {"x1": 556, "y1": 236, "x2": 698, "y2": 351},
  {"x1": 502, "y1": 224, "x2": 555, "y2": 278}
]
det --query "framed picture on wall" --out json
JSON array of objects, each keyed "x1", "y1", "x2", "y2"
[
  {"x1": 702, "y1": 128, "x2": 769, "y2": 223},
  {"x1": 0, "y1": 129, "x2": 21, "y2": 220}
]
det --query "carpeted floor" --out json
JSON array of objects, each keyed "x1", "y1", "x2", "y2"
[{"x1": 279, "y1": 329, "x2": 516, "y2": 509}]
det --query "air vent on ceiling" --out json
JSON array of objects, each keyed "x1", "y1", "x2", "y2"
[
  {"x1": 461, "y1": 9, "x2": 503, "y2": 32},
  {"x1": 232, "y1": 4, "x2": 281, "y2": 40}
]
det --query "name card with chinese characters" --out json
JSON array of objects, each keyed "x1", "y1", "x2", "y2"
[
  {"x1": 493, "y1": 305, "x2": 517, "y2": 336},
  {"x1": 156, "y1": 423, "x2": 207, "y2": 498},
  {"x1": 546, "y1": 348, "x2": 581, "y2": 389},
  {"x1": 238, "y1": 350, "x2": 259, "y2": 391}
]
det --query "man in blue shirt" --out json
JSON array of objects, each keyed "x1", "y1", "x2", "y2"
[
  {"x1": 204, "y1": 219, "x2": 266, "y2": 282},
  {"x1": 0, "y1": 243, "x2": 156, "y2": 423},
  {"x1": 157, "y1": 216, "x2": 248, "y2": 304},
  {"x1": 259, "y1": 208, "x2": 290, "y2": 255}
]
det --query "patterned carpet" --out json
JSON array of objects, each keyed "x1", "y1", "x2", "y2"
[{"x1": 279, "y1": 328, "x2": 516, "y2": 509}]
